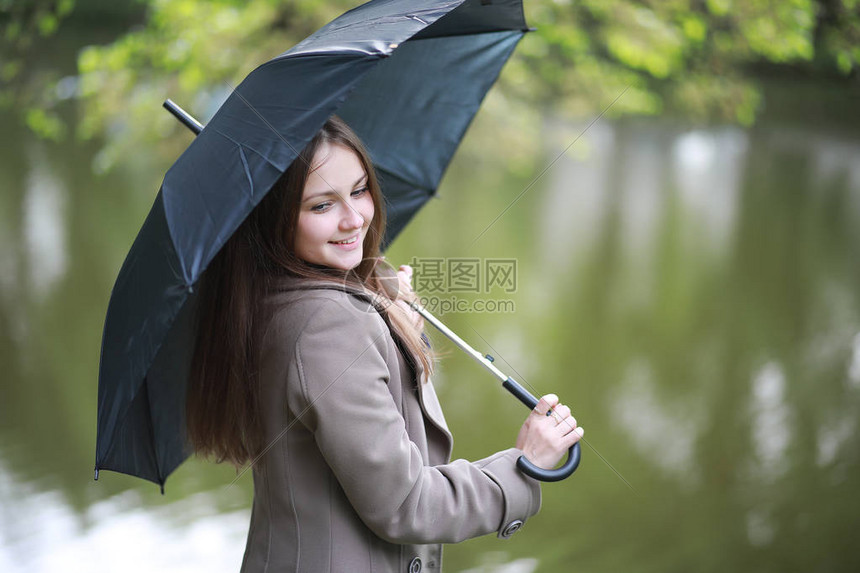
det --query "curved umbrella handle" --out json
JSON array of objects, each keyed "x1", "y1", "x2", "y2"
[
  {"x1": 502, "y1": 377, "x2": 582, "y2": 482},
  {"x1": 517, "y1": 442, "x2": 581, "y2": 482},
  {"x1": 404, "y1": 297, "x2": 583, "y2": 482}
]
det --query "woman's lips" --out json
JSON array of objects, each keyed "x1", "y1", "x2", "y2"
[{"x1": 329, "y1": 233, "x2": 360, "y2": 250}]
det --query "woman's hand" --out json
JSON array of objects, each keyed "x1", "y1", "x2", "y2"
[
  {"x1": 515, "y1": 394, "x2": 584, "y2": 470},
  {"x1": 395, "y1": 264, "x2": 423, "y2": 330}
]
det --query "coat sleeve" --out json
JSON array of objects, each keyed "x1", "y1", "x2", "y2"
[{"x1": 288, "y1": 296, "x2": 541, "y2": 545}]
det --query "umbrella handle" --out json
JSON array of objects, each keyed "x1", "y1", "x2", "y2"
[
  {"x1": 503, "y1": 377, "x2": 582, "y2": 482},
  {"x1": 407, "y1": 298, "x2": 582, "y2": 482}
]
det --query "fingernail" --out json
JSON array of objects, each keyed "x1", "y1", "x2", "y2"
[{"x1": 575, "y1": 427, "x2": 584, "y2": 437}]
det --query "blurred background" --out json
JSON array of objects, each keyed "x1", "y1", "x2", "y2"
[{"x1": 1, "y1": 0, "x2": 859, "y2": 571}]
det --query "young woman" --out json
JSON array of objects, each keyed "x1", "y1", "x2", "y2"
[{"x1": 187, "y1": 116, "x2": 584, "y2": 573}]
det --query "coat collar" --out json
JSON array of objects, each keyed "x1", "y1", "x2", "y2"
[
  {"x1": 272, "y1": 274, "x2": 450, "y2": 447},
  {"x1": 273, "y1": 274, "x2": 374, "y2": 299},
  {"x1": 272, "y1": 274, "x2": 428, "y2": 383}
]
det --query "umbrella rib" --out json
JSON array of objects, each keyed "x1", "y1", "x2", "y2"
[
  {"x1": 238, "y1": 145, "x2": 255, "y2": 199},
  {"x1": 209, "y1": 129, "x2": 281, "y2": 173},
  {"x1": 104, "y1": 1, "x2": 537, "y2": 489},
  {"x1": 143, "y1": 376, "x2": 166, "y2": 491},
  {"x1": 98, "y1": 376, "x2": 164, "y2": 488},
  {"x1": 376, "y1": 166, "x2": 435, "y2": 197},
  {"x1": 223, "y1": 80, "x2": 393, "y2": 250},
  {"x1": 409, "y1": 27, "x2": 530, "y2": 42},
  {"x1": 224, "y1": 80, "x2": 315, "y2": 170}
]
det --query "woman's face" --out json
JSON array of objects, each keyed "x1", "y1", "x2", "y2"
[{"x1": 295, "y1": 142, "x2": 375, "y2": 271}]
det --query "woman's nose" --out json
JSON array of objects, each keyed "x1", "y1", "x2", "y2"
[{"x1": 340, "y1": 203, "x2": 365, "y2": 230}]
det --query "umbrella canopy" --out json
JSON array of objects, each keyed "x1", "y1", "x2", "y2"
[{"x1": 96, "y1": 0, "x2": 529, "y2": 489}]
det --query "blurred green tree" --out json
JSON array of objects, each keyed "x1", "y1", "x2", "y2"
[
  {"x1": 1, "y1": 0, "x2": 76, "y2": 140},
  {"x1": 2, "y1": 0, "x2": 858, "y2": 162}
]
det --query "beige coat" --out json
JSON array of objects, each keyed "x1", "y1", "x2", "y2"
[{"x1": 240, "y1": 278, "x2": 541, "y2": 573}]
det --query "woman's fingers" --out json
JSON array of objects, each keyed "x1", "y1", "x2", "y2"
[
  {"x1": 533, "y1": 394, "x2": 559, "y2": 416},
  {"x1": 396, "y1": 265, "x2": 414, "y2": 298},
  {"x1": 389, "y1": 264, "x2": 422, "y2": 328},
  {"x1": 551, "y1": 404, "x2": 571, "y2": 424},
  {"x1": 534, "y1": 396, "x2": 575, "y2": 428},
  {"x1": 566, "y1": 425, "x2": 585, "y2": 444},
  {"x1": 550, "y1": 408, "x2": 578, "y2": 435},
  {"x1": 537, "y1": 398, "x2": 582, "y2": 440},
  {"x1": 517, "y1": 395, "x2": 585, "y2": 468}
]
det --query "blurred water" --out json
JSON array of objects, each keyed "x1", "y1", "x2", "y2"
[
  {"x1": 0, "y1": 461, "x2": 248, "y2": 572},
  {"x1": 1, "y1": 83, "x2": 859, "y2": 572}
]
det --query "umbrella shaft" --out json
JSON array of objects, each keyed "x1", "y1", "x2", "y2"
[
  {"x1": 160, "y1": 101, "x2": 526, "y2": 396},
  {"x1": 164, "y1": 99, "x2": 203, "y2": 135},
  {"x1": 410, "y1": 300, "x2": 509, "y2": 383},
  {"x1": 410, "y1": 300, "x2": 540, "y2": 410}
]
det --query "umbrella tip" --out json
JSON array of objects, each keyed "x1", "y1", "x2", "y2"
[{"x1": 94, "y1": 468, "x2": 99, "y2": 481}]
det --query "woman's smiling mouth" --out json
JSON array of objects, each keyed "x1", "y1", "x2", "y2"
[{"x1": 329, "y1": 234, "x2": 360, "y2": 248}]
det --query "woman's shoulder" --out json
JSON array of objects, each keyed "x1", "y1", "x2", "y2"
[
  {"x1": 268, "y1": 276, "x2": 375, "y2": 310},
  {"x1": 263, "y1": 277, "x2": 387, "y2": 339}
]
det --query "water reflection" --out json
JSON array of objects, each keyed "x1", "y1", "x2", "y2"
[
  {"x1": 672, "y1": 127, "x2": 745, "y2": 251},
  {"x1": 435, "y1": 111, "x2": 860, "y2": 571},
  {"x1": 1, "y1": 86, "x2": 860, "y2": 571},
  {"x1": 611, "y1": 358, "x2": 699, "y2": 483},
  {"x1": 0, "y1": 463, "x2": 248, "y2": 572},
  {"x1": 24, "y1": 146, "x2": 69, "y2": 299},
  {"x1": 749, "y1": 362, "x2": 790, "y2": 481},
  {"x1": 848, "y1": 333, "x2": 860, "y2": 388}
]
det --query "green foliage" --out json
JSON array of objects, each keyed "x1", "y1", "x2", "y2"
[
  {"x1": 0, "y1": 0, "x2": 76, "y2": 143},
  {"x1": 0, "y1": 0, "x2": 76, "y2": 72},
  {"x1": 71, "y1": 0, "x2": 356, "y2": 170},
  {"x1": 3, "y1": 0, "x2": 859, "y2": 152},
  {"x1": 24, "y1": 106, "x2": 66, "y2": 140},
  {"x1": 820, "y1": 0, "x2": 860, "y2": 74},
  {"x1": 508, "y1": 0, "x2": 853, "y2": 125}
]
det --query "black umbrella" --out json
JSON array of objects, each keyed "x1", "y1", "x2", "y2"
[{"x1": 96, "y1": 0, "x2": 577, "y2": 491}]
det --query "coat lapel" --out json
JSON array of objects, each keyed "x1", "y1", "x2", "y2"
[
  {"x1": 275, "y1": 275, "x2": 454, "y2": 455},
  {"x1": 416, "y1": 376, "x2": 453, "y2": 458}
]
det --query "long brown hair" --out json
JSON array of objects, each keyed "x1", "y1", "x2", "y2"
[{"x1": 186, "y1": 116, "x2": 434, "y2": 466}]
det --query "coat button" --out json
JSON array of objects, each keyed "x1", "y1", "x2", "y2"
[
  {"x1": 500, "y1": 519, "x2": 524, "y2": 538},
  {"x1": 408, "y1": 557, "x2": 422, "y2": 573}
]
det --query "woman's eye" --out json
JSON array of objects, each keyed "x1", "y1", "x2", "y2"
[{"x1": 310, "y1": 188, "x2": 365, "y2": 212}]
